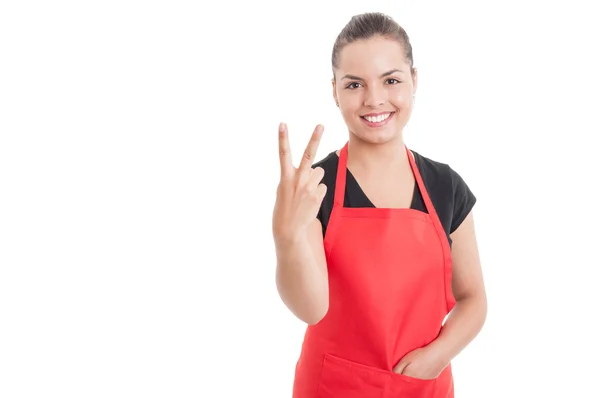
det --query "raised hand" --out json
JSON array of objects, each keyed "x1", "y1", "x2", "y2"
[{"x1": 272, "y1": 122, "x2": 327, "y2": 244}]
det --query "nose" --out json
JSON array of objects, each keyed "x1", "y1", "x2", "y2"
[{"x1": 364, "y1": 85, "x2": 386, "y2": 108}]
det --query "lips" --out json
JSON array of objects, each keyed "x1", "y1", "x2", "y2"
[{"x1": 361, "y1": 112, "x2": 394, "y2": 123}]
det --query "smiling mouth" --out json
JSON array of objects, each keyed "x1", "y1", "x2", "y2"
[{"x1": 361, "y1": 112, "x2": 395, "y2": 123}]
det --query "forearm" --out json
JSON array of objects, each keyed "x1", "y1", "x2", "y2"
[
  {"x1": 430, "y1": 293, "x2": 487, "y2": 363},
  {"x1": 275, "y1": 235, "x2": 329, "y2": 325}
]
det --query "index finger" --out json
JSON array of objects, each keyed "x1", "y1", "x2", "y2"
[
  {"x1": 298, "y1": 124, "x2": 324, "y2": 171},
  {"x1": 278, "y1": 122, "x2": 293, "y2": 178}
]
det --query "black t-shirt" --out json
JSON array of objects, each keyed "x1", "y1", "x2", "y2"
[{"x1": 312, "y1": 149, "x2": 476, "y2": 247}]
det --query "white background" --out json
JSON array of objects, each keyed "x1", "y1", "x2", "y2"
[{"x1": 1, "y1": 1, "x2": 599, "y2": 397}]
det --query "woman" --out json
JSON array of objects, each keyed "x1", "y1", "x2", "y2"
[{"x1": 272, "y1": 12, "x2": 487, "y2": 398}]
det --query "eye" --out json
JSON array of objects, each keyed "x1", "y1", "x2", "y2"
[
  {"x1": 345, "y1": 82, "x2": 362, "y2": 89},
  {"x1": 386, "y1": 78, "x2": 402, "y2": 85}
]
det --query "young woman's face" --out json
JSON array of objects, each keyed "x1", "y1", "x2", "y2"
[{"x1": 333, "y1": 36, "x2": 417, "y2": 145}]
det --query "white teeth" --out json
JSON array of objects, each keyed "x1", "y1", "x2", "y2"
[{"x1": 364, "y1": 113, "x2": 391, "y2": 123}]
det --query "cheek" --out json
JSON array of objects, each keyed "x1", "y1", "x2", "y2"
[
  {"x1": 340, "y1": 96, "x2": 363, "y2": 118},
  {"x1": 390, "y1": 89, "x2": 412, "y2": 109},
  {"x1": 340, "y1": 92, "x2": 362, "y2": 107},
  {"x1": 342, "y1": 108, "x2": 358, "y2": 124}
]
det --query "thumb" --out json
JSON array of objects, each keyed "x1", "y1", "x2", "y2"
[
  {"x1": 317, "y1": 183, "x2": 327, "y2": 202},
  {"x1": 394, "y1": 360, "x2": 408, "y2": 374}
]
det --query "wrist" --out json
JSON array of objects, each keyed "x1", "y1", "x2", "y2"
[
  {"x1": 274, "y1": 231, "x2": 307, "y2": 250},
  {"x1": 427, "y1": 339, "x2": 453, "y2": 367}
]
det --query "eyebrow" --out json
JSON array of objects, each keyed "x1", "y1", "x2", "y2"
[{"x1": 341, "y1": 69, "x2": 404, "y2": 81}]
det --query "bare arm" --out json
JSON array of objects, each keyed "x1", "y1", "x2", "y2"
[
  {"x1": 429, "y1": 211, "x2": 488, "y2": 361},
  {"x1": 275, "y1": 218, "x2": 329, "y2": 325},
  {"x1": 272, "y1": 123, "x2": 329, "y2": 325}
]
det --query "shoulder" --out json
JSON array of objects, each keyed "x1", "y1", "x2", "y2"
[
  {"x1": 312, "y1": 150, "x2": 338, "y2": 171},
  {"x1": 411, "y1": 150, "x2": 457, "y2": 195},
  {"x1": 412, "y1": 150, "x2": 477, "y2": 234},
  {"x1": 411, "y1": 150, "x2": 452, "y2": 179},
  {"x1": 311, "y1": 150, "x2": 339, "y2": 184},
  {"x1": 411, "y1": 150, "x2": 470, "y2": 192}
]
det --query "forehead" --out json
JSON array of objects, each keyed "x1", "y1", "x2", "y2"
[{"x1": 337, "y1": 37, "x2": 408, "y2": 75}]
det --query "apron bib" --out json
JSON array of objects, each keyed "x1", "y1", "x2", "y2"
[{"x1": 292, "y1": 142, "x2": 457, "y2": 398}]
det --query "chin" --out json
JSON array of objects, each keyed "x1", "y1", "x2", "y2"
[{"x1": 351, "y1": 124, "x2": 403, "y2": 145}]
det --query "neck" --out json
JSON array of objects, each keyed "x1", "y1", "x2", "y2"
[{"x1": 345, "y1": 134, "x2": 409, "y2": 173}]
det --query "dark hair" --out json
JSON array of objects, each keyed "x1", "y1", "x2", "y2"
[{"x1": 332, "y1": 12, "x2": 414, "y2": 77}]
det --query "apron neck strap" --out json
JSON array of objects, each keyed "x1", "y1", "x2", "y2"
[
  {"x1": 333, "y1": 142, "x2": 350, "y2": 208},
  {"x1": 406, "y1": 145, "x2": 437, "y2": 216},
  {"x1": 333, "y1": 141, "x2": 438, "y2": 216}
]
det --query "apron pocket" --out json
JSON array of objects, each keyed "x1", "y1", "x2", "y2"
[
  {"x1": 432, "y1": 364, "x2": 453, "y2": 397},
  {"x1": 390, "y1": 364, "x2": 450, "y2": 398},
  {"x1": 390, "y1": 372, "x2": 436, "y2": 397},
  {"x1": 316, "y1": 353, "x2": 450, "y2": 398},
  {"x1": 316, "y1": 353, "x2": 389, "y2": 398}
]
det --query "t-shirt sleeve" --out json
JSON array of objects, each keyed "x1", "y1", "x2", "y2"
[{"x1": 449, "y1": 166, "x2": 477, "y2": 234}]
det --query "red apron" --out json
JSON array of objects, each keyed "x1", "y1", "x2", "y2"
[{"x1": 292, "y1": 142, "x2": 457, "y2": 398}]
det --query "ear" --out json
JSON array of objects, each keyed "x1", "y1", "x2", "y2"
[
  {"x1": 332, "y1": 78, "x2": 338, "y2": 106},
  {"x1": 411, "y1": 67, "x2": 418, "y2": 96}
]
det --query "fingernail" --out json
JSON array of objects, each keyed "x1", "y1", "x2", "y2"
[{"x1": 279, "y1": 122, "x2": 286, "y2": 132}]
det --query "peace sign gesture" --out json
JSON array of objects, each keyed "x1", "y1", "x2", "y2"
[{"x1": 272, "y1": 122, "x2": 327, "y2": 243}]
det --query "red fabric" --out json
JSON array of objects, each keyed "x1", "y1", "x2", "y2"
[{"x1": 292, "y1": 142, "x2": 456, "y2": 398}]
